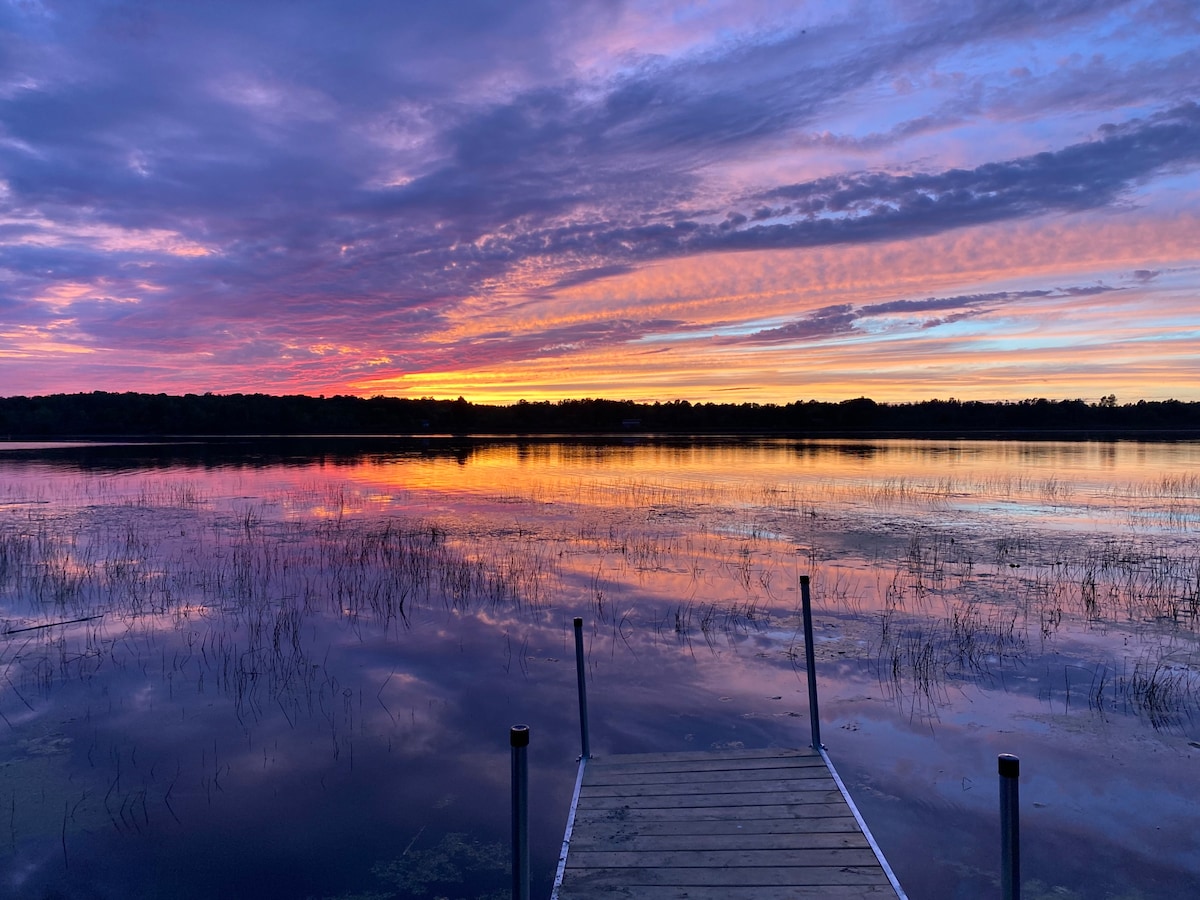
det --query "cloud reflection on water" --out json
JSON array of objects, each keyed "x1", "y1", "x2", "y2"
[{"x1": 1, "y1": 438, "x2": 1198, "y2": 898}]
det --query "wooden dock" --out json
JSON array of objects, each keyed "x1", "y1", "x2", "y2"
[{"x1": 551, "y1": 745, "x2": 906, "y2": 899}]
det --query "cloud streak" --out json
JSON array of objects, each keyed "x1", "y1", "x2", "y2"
[{"x1": 729, "y1": 285, "x2": 1124, "y2": 345}]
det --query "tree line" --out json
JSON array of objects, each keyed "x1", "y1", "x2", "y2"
[{"x1": 1, "y1": 391, "x2": 1198, "y2": 437}]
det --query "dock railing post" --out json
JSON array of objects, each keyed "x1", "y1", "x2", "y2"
[
  {"x1": 999, "y1": 753, "x2": 1020, "y2": 900},
  {"x1": 573, "y1": 617, "x2": 591, "y2": 759},
  {"x1": 511, "y1": 725, "x2": 530, "y2": 900},
  {"x1": 800, "y1": 575, "x2": 822, "y2": 750}
]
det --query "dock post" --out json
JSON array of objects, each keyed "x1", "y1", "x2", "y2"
[
  {"x1": 800, "y1": 575, "x2": 822, "y2": 749},
  {"x1": 511, "y1": 725, "x2": 530, "y2": 900},
  {"x1": 573, "y1": 617, "x2": 591, "y2": 759},
  {"x1": 999, "y1": 753, "x2": 1020, "y2": 900}
]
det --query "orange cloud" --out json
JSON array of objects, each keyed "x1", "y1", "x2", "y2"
[{"x1": 358, "y1": 209, "x2": 1200, "y2": 404}]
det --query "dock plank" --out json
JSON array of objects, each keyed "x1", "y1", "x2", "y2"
[
  {"x1": 585, "y1": 754, "x2": 830, "y2": 774},
  {"x1": 571, "y1": 801, "x2": 866, "y2": 823},
  {"x1": 579, "y1": 776, "x2": 839, "y2": 797},
  {"x1": 568, "y1": 829, "x2": 871, "y2": 851},
  {"x1": 559, "y1": 884, "x2": 898, "y2": 899},
  {"x1": 576, "y1": 788, "x2": 848, "y2": 810},
  {"x1": 566, "y1": 847, "x2": 883, "y2": 868},
  {"x1": 583, "y1": 747, "x2": 819, "y2": 765},
  {"x1": 553, "y1": 747, "x2": 904, "y2": 899},
  {"x1": 569, "y1": 816, "x2": 866, "y2": 839},
  {"x1": 580, "y1": 768, "x2": 835, "y2": 787},
  {"x1": 563, "y1": 864, "x2": 891, "y2": 887}
]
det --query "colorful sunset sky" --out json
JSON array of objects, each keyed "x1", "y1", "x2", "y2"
[{"x1": 1, "y1": 1, "x2": 1198, "y2": 404}]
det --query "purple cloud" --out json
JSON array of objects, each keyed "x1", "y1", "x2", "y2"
[
  {"x1": 722, "y1": 284, "x2": 1127, "y2": 347},
  {"x1": 0, "y1": 0, "x2": 1195, "y2": 395}
]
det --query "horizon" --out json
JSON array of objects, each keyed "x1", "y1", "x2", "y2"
[
  {"x1": 1, "y1": 2, "x2": 1198, "y2": 404},
  {"x1": 0, "y1": 388, "x2": 1185, "y2": 409}
]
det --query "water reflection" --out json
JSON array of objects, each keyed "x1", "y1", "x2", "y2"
[{"x1": 0, "y1": 438, "x2": 1198, "y2": 898}]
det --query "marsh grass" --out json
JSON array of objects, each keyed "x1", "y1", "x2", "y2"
[
  {"x1": 844, "y1": 522, "x2": 1200, "y2": 726},
  {"x1": 0, "y1": 484, "x2": 578, "y2": 855},
  {"x1": 5, "y1": 467, "x2": 1200, "y2": 732},
  {"x1": 489, "y1": 465, "x2": 1200, "y2": 727}
]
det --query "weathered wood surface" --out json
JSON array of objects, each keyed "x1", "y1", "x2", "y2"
[{"x1": 555, "y1": 746, "x2": 901, "y2": 899}]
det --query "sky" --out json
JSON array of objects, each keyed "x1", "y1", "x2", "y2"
[{"x1": 1, "y1": 0, "x2": 1198, "y2": 405}]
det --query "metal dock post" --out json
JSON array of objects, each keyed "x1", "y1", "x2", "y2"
[
  {"x1": 800, "y1": 574, "x2": 822, "y2": 749},
  {"x1": 573, "y1": 616, "x2": 591, "y2": 759},
  {"x1": 510, "y1": 725, "x2": 530, "y2": 900},
  {"x1": 1000, "y1": 753, "x2": 1020, "y2": 900}
]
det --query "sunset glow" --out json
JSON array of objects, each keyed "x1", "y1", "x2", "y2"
[{"x1": 1, "y1": 1, "x2": 1197, "y2": 403}]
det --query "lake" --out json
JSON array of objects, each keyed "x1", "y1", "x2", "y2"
[{"x1": 1, "y1": 436, "x2": 1198, "y2": 899}]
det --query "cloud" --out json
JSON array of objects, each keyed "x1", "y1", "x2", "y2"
[
  {"x1": 0, "y1": 0, "x2": 1196, "y2": 399},
  {"x1": 379, "y1": 102, "x2": 1200, "y2": 294},
  {"x1": 722, "y1": 283, "x2": 1126, "y2": 347},
  {"x1": 444, "y1": 316, "x2": 690, "y2": 369},
  {"x1": 1059, "y1": 284, "x2": 1121, "y2": 296},
  {"x1": 746, "y1": 103, "x2": 1200, "y2": 236},
  {"x1": 732, "y1": 305, "x2": 857, "y2": 344},
  {"x1": 859, "y1": 292, "x2": 1048, "y2": 316}
]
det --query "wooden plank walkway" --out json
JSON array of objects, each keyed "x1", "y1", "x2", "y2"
[{"x1": 552, "y1": 746, "x2": 905, "y2": 899}]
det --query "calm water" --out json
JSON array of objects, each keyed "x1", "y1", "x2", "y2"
[{"x1": 1, "y1": 437, "x2": 1198, "y2": 899}]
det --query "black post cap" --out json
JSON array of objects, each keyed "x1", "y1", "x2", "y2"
[
  {"x1": 998, "y1": 753, "x2": 1020, "y2": 777},
  {"x1": 573, "y1": 616, "x2": 583, "y2": 626},
  {"x1": 510, "y1": 725, "x2": 530, "y2": 748}
]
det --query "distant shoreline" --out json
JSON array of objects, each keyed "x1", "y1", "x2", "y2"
[
  {"x1": 3, "y1": 391, "x2": 1199, "y2": 440},
  {"x1": 4, "y1": 428, "x2": 1200, "y2": 445}
]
